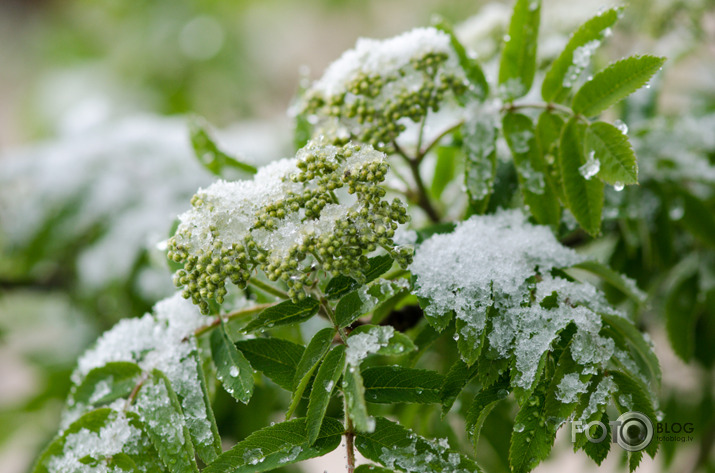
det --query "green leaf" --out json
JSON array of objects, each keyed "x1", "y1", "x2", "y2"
[
  {"x1": 355, "y1": 466, "x2": 393, "y2": 473},
  {"x1": 541, "y1": 7, "x2": 622, "y2": 102},
  {"x1": 190, "y1": 117, "x2": 257, "y2": 176},
  {"x1": 31, "y1": 409, "x2": 169, "y2": 473},
  {"x1": 571, "y1": 55, "x2": 665, "y2": 117},
  {"x1": 73, "y1": 361, "x2": 142, "y2": 407},
  {"x1": 235, "y1": 338, "x2": 304, "y2": 391},
  {"x1": 243, "y1": 297, "x2": 320, "y2": 332},
  {"x1": 572, "y1": 374, "x2": 612, "y2": 451},
  {"x1": 465, "y1": 375, "x2": 511, "y2": 446},
  {"x1": 441, "y1": 359, "x2": 479, "y2": 415},
  {"x1": 679, "y1": 190, "x2": 715, "y2": 249},
  {"x1": 571, "y1": 260, "x2": 646, "y2": 303},
  {"x1": 430, "y1": 145, "x2": 459, "y2": 200},
  {"x1": 610, "y1": 370, "x2": 659, "y2": 461},
  {"x1": 543, "y1": 344, "x2": 592, "y2": 430},
  {"x1": 586, "y1": 121, "x2": 638, "y2": 185},
  {"x1": 335, "y1": 290, "x2": 376, "y2": 328},
  {"x1": 211, "y1": 324, "x2": 254, "y2": 404},
  {"x1": 355, "y1": 417, "x2": 482, "y2": 472},
  {"x1": 463, "y1": 112, "x2": 498, "y2": 212},
  {"x1": 665, "y1": 271, "x2": 699, "y2": 361},
  {"x1": 434, "y1": 19, "x2": 488, "y2": 101},
  {"x1": 406, "y1": 321, "x2": 444, "y2": 366},
  {"x1": 583, "y1": 412, "x2": 611, "y2": 465},
  {"x1": 32, "y1": 408, "x2": 112, "y2": 473},
  {"x1": 325, "y1": 255, "x2": 394, "y2": 299},
  {"x1": 601, "y1": 313, "x2": 661, "y2": 385},
  {"x1": 203, "y1": 417, "x2": 343, "y2": 473},
  {"x1": 559, "y1": 117, "x2": 604, "y2": 236},
  {"x1": 185, "y1": 346, "x2": 223, "y2": 464},
  {"x1": 344, "y1": 365, "x2": 372, "y2": 432},
  {"x1": 362, "y1": 366, "x2": 443, "y2": 404},
  {"x1": 503, "y1": 112, "x2": 561, "y2": 226},
  {"x1": 498, "y1": 0, "x2": 541, "y2": 100},
  {"x1": 286, "y1": 327, "x2": 335, "y2": 418},
  {"x1": 455, "y1": 316, "x2": 488, "y2": 366},
  {"x1": 135, "y1": 370, "x2": 199, "y2": 473},
  {"x1": 508, "y1": 381, "x2": 555, "y2": 473},
  {"x1": 536, "y1": 111, "x2": 565, "y2": 203},
  {"x1": 476, "y1": 329, "x2": 512, "y2": 389},
  {"x1": 307, "y1": 345, "x2": 346, "y2": 444}
]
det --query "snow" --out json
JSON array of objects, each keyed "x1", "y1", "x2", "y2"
[
  {"x1": 345, "y1": 325, "x2": 395, "y2": 366},
  {"x1": 579, "y1": 150, "x2": 600, "y2": 180},
  {"x1": 62, "y1": 293, "x2": 215, "y2": 452},
  {"x1": 47, "y1": 410, "x2": 143, "y2": 473},
  {"x1": 173, "y1": 138, "x2": 388, "y2": 259},
  {"x1": 579, "y1": 376, "x2": 617, "y2": 423},
  {"x1": 556, "y1": 373, "x2": 590, "y2": 404},
  {"x1": 410, "y1": 210, "x2": 631, "y2": 389},
  {"x1": 311, "y1": 27, "x2": 460, "y2": 98}
]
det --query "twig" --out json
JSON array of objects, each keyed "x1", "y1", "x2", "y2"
[
  {"x1": 190, "y1": 302, "x2": 277, "y2": 339},
  {"x1": 248, "y1": 278, "x2": 289, "y2": 299},
  {"x1": 392, "y1": 140, "x2": 441, "y2": 223},
  {"x1": 501, "y1": 101, "x2": 574, "y2": 116}
]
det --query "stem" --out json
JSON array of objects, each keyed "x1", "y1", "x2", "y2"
[
  {"x1": 415, "y1": 114, "x2": 428, "y2": 158},
  {"x1": 416, "y1": 120, "x2": 464, "y2": 164},
  {"x1": 248, "y1": 278, "x2": 289, "y2": 299},
  {"x1": 345, "y1": 414, "x2": 356, "y2": 473},
  {"x1": 124, "y1": 373, "x2": 148, "y2": 411},
  {"x1": 501, "y1": 101, "x2": 575, "y2": 117},
  {"x1": 190, "y1": 302, "x2": 277, "y2": 339},
  {"x1": 392, "y1": 140, "x2": 440, "y2": 223}
]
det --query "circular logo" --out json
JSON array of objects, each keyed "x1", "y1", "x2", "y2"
[{"x1": 616, "y1": 411, "x2": 653, "y2": 452}]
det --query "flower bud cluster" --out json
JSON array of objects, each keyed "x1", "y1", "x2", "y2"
[
  {"x1": 296, "y1": 27, "x2": 468, "y2": 150},
  {"x1": 167, "y1": 139, "x2": 411, "y2": 314}
]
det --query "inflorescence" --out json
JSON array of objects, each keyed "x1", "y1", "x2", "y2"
[
  {"x1": 295, "y1": 27, "x2": 468, "y2": 150},
  {"x1": 167, "y1": 139, "x2": 412, "y2": 314}
]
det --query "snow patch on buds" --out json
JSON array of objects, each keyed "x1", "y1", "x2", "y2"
[
  {"x1": 168, "y1": 139, "x2": 412, "y2": 313},
  {"x1": 312, "y1": 27, "x2": 458, "y2": 97},
  {"x1": 296, "y1": 27, "x2": 468, "y2": 150}
]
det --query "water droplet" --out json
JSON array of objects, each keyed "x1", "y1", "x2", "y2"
[
  {"x1": 229, "y1": 366, "x2": 239, "y2": 377},
  {"x1": 614, "y1": 182, "x2": 624, "y2": 192},
  {"x1": 503, "y1": 34, "x2": 511, "y2": 42},
  {"x1": 514, "y1": 423, "x2": 525, "y2": 432},
  {"x1": 614, "y1": 119, "x2": 629, "y2": 134}
]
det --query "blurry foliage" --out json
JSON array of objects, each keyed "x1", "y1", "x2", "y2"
[{"x1": 0, "y1": 0, "x2": 714, "y2": 472}]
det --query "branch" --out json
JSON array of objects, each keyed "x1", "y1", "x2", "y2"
[
  {"x1": 416, "y1": 120, "x2": 464, "y2": 164},
  {"x1": 392, "y1": 141, "x2": 441, "y2": 223},
  {"x1": 501, "y1": 101, "x2": 574, "y2": 117},
  {"x1": 190, "y1": 302, "x2": 277, "y2": 339},
  {"x1": 248, "y1": 278, "x2": 289, "y2": 299}
]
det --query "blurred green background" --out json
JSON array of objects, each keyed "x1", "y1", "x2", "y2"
[{"x1": 1, "y1": 0, "x2": 714, "y2": 472}]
